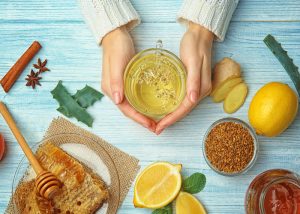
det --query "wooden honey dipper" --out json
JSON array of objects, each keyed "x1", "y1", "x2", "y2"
[{"x1": 0, "y1": 102, "x2": 61, "y2": 199}]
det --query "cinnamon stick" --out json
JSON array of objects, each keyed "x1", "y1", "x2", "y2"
[{"x1": 0, "y1": 41, "x2": 42, "y2": 93}]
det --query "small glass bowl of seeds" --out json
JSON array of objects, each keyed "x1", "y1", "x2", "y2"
[{"x1": 203, "y1": 117, "x2": 258, "y2": 176}]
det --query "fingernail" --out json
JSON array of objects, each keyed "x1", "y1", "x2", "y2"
[
  {"x1": 155, "y1": 127, "x2": 164, "y2": 135},
  {"x1": 149, "y1": 123, "x2": 156, "y2": 132},
  {"x1": 148, "y1": 127, "x2": 155, "y2": 133},
  {"x1": 145, "y1": 124, "x2": 156, "y2": 133},
  {"x1": 190, "y1": 91, "x2": 199, "y2": 103},
  {"x1": 156, "y1": 129, "x2": 164, "y2": 135},
  {"x1": 113, "y1": 92, "x2": 121, "y2": 104}
]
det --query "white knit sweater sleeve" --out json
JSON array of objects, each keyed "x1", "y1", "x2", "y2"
[
  {"x1": 78, "y1": 0, "x2": 140, "y2": 45},
  {"x1": 177, "y1": 0, "x2": 239, "y2": 41}
]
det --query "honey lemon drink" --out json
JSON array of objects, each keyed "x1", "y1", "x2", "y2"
[{"x1": 124, "y1": 47, "x2": 186, "y2": 119}]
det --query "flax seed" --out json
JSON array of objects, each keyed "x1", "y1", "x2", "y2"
[{"x1": 205, "y1": 122, "x2": 254, "y2": 173}]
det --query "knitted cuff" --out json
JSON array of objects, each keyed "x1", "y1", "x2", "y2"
[
  {"x1": 177, "y1": 0, "x2": 238, "y2": 41},
  {"x1": 79, "y1": 0, "x2": 141, "y2": 45}
]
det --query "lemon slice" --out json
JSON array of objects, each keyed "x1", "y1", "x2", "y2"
[
  {"x1": 133, "y1": 162, "x2": 182, "y2": 209},
  {"x1": 176, "y1": 192, "x2": 207, "y2": 214}
]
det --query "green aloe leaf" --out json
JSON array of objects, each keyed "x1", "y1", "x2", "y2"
[
  {"x1": 264, "y1": 34, "x2": 300, "y2": 97},
  {"x1": 51, "y1": 81, "x2": 93, "y2": 127},
  {"x1": 73, "y1": 85, "x2": 104, "y2": 108}
]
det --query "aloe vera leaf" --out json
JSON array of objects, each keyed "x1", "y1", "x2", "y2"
[
  {"x1": 57, "y1": 106, "x2": 70, "y2": 117},
  {"x1": 51, "y1": 81, "x2": 93, "y2": 127},
  {"x1": 264, "y1": 34, "x2": 300, "y2": 96},
  {"x1": 73, "y1": 85, "x2": 104, "y2": 108}
]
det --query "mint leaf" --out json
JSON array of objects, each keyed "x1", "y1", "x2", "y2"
[
  {"x1": 152, "y1": 204, "x2": 172, "y2": 214},
  {"x1": 183, "y1": 172, "x2": 206, "y2": 194}
]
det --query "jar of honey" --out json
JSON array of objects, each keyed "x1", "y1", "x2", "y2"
[
  {"x1": 124, "y1": 40, "x2": 186, "y2": 119},
  {"x1": 245, "y1": 169, "x2": 300, "y2": 214}
]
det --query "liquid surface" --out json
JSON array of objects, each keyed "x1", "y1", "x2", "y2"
[
  {"x1": 125, "y1": 52, "x2": 185, "y2": 118},
  {"x1": 264, "y1": 181, "x2": 300, "y2": 214}
]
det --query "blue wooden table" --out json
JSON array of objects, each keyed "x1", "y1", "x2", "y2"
[{"x1": 0, "y1": 0, "x2": 300, "y2": 213}]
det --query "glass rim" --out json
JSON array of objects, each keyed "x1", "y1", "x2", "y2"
[
  {"x1": 202, "y1": 117, "x2": 259, "y2": 177},
  {"x1": 124, "y1": 47, "x2": 187, "y2": 119}
]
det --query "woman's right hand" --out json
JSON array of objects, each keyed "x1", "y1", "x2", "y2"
[{"x1": 101, "y1": 26, "x2": 156, "y2": 132}]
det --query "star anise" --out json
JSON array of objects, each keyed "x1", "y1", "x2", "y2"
[
  {"x1": 25, "y1": 70, "x2": 42, "y2": 89},
  {"x1": 33, "y1": 58, "x2": 50, "y2": 73}
]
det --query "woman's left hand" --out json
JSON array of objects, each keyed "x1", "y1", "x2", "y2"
[
  {"x1": 101, "y1": 27, "x2": 157, "y2": 132},
  {"x1": 156, "y1": 22, "x2": 214, "y2": 135}
]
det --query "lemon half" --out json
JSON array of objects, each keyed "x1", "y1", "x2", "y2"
[{"x1": 133, "y1": 162, "x2": 182, "y2": 209}]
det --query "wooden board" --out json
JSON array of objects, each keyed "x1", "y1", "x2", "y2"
[{"x1": 0, "y1": 0, "x2": 299, "y2": 213}]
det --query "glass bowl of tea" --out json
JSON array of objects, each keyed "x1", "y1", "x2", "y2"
[{"x1": 124, "y1": 40, "x2": 186, "y2": 120}]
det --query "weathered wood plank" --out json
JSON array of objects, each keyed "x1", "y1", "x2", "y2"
[
  {"x1": 0, "y1": 0, "x2": 299, "y2": 23},
  {"x1": 0, "y1": 79, "x2": 299, "y2": 214},
  {"x1": 0, "y1": 22, "x2": 299, "y2": 84},
  {"x1": 0, "y1": 0, "x2": 300, "y2": 213}
]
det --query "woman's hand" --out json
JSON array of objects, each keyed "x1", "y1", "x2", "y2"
[
  {"x1": 155, "y1": 22, "x2": 214, "y2": 135},
  {"x1": 101, "y1": 26, "x2": 156, "y2": 132}
]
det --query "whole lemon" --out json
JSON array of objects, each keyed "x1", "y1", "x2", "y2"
[{"x1": 248, "y1": 82, "x2": 298, "y2": 137}]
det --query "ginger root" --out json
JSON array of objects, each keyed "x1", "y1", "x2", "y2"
[
  {"x1": 224, "y1": 82, "x2": 248, "y2": 114},
  {"x1": 212, "y1": 77, "x2": 242, "y2": 103},
  {"x1": 211, "y1": 57, "x2": 241, "y2": 95}
]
